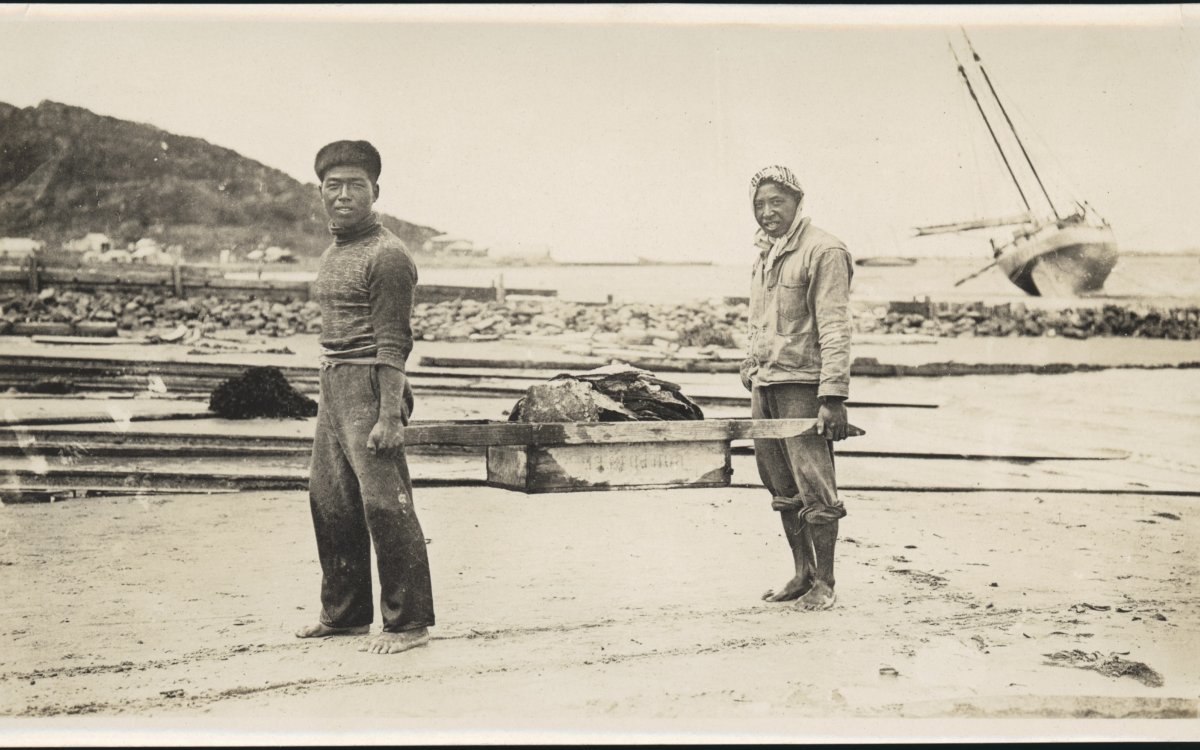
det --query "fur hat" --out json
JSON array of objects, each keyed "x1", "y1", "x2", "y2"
[{"x1": 314, "y1": 140, "x2": 382, "y2": 182}]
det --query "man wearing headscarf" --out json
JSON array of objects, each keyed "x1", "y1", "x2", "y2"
[
  {"x1": 294, "y1": 140, "x2": 434, "y2": 654},
  {"x1": 742, "y1": 165, "x2": 853, "y2": 611}
]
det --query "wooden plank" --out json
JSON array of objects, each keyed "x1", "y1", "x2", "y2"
[
  {"x1": 0, "y1": 428, "x2": 311, "y2": 449},
  {"x1": 416, "y1": 284, "x2": 556, "y2": 304},
  {"x1": 38, "y1": 266, "x2": 173, "y2": 284},
  {"x1": 10, "y1": 322, "x2": 74, "y2": 337},
  {"x1": 0, "y1": 442, "x2": 310, "y2": 458},
  {"x1": 0, "y1": 418, "x2": 862, "y2": 446},
  {"x1": 729, "y1": 444, "x2": 1131, "y2": 462},
  {"x1": 0, "y1": 487, "x2": 242, "y2": 503},
  {"x1": 0, "y1": 411, "x2": 218, "y2": 427},
  {"x1": 0, "y1": 358, "x2": 931, "y2": 409},
  {"x1": 487, "y1": 441, "x2": 731, "y2": 493},
  {"x1": 0, "y1": 354, "x2": 315, "y2": 380},
  {"x1": 28, "y1": 334, "x2": 126, "y2": 346},
  {"x1": 486, "y1": 445, "x2": 528, "y2": 489},
  {"x1": 1, "y1": 477, "x2": 494, "y2": 502},
  {"x1": 0, "y1": 427, "x2": 1127, "y2": 464},
  {"x1": 420, "y1": 354, "x2": 739, "y2": 374},
  {"x1": 402, "y1": 418, "x2": 863, "y2": 446},
  {"x1": 405, "y1": 379, "x2": 937, "y2": 410},
  {"x1": 0, "y1": 465, "x2": 308, "y2": 491},
  {"x1": 419, "y1": 355, "x2": 606, "y2": 371}
]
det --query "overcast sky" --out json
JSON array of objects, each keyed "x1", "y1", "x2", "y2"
[{"x1": 2, "y1": 5, "x2": 1198, "y2": 261}]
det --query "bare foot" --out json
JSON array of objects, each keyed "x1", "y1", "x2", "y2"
[
  {"x1": 358, "y1": 627, "x2": 430, "y2": 655},
  {"x1": 761, "y1": 575, "x2": 813, "y2": 602},
  {"x1": 794, "y1": 581, "x2": 837, "y2": 611},
  {"x1": 294, "y1": 623, "x2": 370, "y2": 639}
]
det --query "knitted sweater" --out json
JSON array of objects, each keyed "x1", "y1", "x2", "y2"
[{"x1": 314, "y1": 213, "x2": 418, "y2": 371}]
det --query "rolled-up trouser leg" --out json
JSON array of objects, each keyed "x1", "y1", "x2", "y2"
[
  {"x1": 326, "y1": 365, "x2": 435, "y2": 633},
  {"x1": 754, "y1": 383, "x2": 845, "y2": 585},
  {"x1": 753, "y1": 385, "x2": 813, "y2": 578},
  {"x1": 761, "y1": 382, "x2": 843, "y2": 520},
  {"x1": 309, "y1": 389, "x2": 374, "y2": 629}
]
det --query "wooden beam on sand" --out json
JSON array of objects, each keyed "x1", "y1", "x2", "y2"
[
  {"x1": 400, "y1": 418, "x2": 863, "y2": 446},
  {"x1": 403, "y1": 381, "x2": 938, "y2": 410},
  {"x1": 0, "y1": 411, "x2": 219, "y2": 428},
  {"x1": 6, "y1": 470, "x2": 1196, "y2": 503},
  {"x1": 419, "y1": 354, "x2": 740, "y2": 374},
  {"x1": 0, "y1": 355, "x2": 939, "y2": 409},
  {"x1": 0, "y1": 466, "x2": 309, "y2": 493},
  {"x1": 729, "y1": 445, "x2": 1130, "y2": 462},
  {"x1": 3, "y1": 424, "x2": 1130, "y2": 464},
  {"x1": 764, "y1": 485, "x2": 1200, "y2": 497},
  {"x1": 422, "y1": 354, "x2": 1200, "y2": 378},
  {"x1": 0, "y1": 354, "x2": 315, "y2": 381},
  {"x1": 0, "y1": 418, "x2": 860, "y2": 448}
]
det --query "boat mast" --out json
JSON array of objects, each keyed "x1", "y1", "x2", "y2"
[
  {"x1": 949, "y1": 41, "x2": 1031, "y2": 212},
  {"x1": 963, "y1": 30, "x2": 1061, "y2": 220}
]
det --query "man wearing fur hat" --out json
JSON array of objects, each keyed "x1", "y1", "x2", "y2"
[
  {"x1": 294, "y1": 140, "x2": 434, "y2": 654},
  {"x1": 741, "y1": 165, "x2": 853, "y2": 611}
]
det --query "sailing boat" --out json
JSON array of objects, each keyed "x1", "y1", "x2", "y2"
[{"x1": 916, "y1": 32, "x2": 1118, "y2": 296}]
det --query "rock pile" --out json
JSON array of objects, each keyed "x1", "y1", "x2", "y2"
[
  {"x1": 856, "y1": 302, "x2": 1200, "y2": 340},
  {"x1": 0, "y1": 288, "x2": 322, "y2": 337},
  {"x1": 411, "y1": 298, "x2": 746, "y2": 347},
  {"x1": 3, "y1": 288, "x2": 1199, "y2": 342}
]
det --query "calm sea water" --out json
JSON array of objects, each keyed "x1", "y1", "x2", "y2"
[
  {"x1": 234, "y1": 254, "x2": 1200, "y2": 305},
  {"x1": 416, "y1": 255, "x2": 1200, "y2": 305}
]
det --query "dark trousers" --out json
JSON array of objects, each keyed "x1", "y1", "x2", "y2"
[
  {"x1": 308, "y1": 365, "x2": 434, "y2": 632},
  {"x1": 751, "y1": 382, "x2": 841, "y2": 510}
]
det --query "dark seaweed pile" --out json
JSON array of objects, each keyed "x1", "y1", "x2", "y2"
[
  {"x1": 572, "y1": 369, "x2": 704, "y2": 421},
  {"x1": 509, "y1": 368, "x2": 703, "y2": 422},
  {"x1": 16, "y1": 377, "x2": 77, "y2": 394},
  {"x1": 208, "y1": 366, "x2": 317, "y2": 419}
]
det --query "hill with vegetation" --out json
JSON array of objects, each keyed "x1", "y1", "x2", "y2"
[{"x1": 0, "y1": 100, "x2": 440, "y2": 259}]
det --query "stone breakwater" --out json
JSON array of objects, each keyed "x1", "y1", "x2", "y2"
[
  {"x1": 0, "y1": 289, "x2": 324, "y2": 338},
  {"x1": 2, "y1": 289, "x2": 1199, "y2": 342},
  {"x1": 862, "y1": 300, "x2": 1200, "y2": 340}
]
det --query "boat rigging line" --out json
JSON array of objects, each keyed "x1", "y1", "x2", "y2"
[
  {"x1": 948, "y1": 38, "x2": 1031, "y2": 213},
  {"x1": 962, "y1": 29, "x2": 1061, "y2": 220}
]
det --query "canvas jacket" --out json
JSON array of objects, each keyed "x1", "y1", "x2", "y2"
[{"x1": 742, "y1": 217, "x2": 853, "y2": 399}]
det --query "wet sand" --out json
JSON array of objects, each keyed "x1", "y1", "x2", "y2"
[
  {"x1": 1, "y1": 486, "x2": 1196, "y2": 729},
  {"x1": 1, "y1": 334, "x2": 1198, "y2": 741}
]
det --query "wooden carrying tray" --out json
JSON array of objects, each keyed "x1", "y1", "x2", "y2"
[{"x1": 420, "y1": 418, "x2": 869, "y2": 494}]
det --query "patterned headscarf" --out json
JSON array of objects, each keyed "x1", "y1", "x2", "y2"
[
  {"x1": 750, "y1": 165, "x2": 807, "y2": 260},
  {"x1": 749, "y1": 165, "x2": 804, "y2": 203}
]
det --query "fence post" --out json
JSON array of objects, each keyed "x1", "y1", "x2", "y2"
[
  {"x1": 27, "y1": 253, "x2": 39, "y2": 294},
  {"x1": 495, "y1": 273, "x2": 506, "y2": 305}
]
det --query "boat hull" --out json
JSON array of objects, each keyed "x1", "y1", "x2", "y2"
[{"x1": 996, "y1": 224, "x2": 1118, "y2": 296}]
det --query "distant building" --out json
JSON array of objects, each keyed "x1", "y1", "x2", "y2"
[
  {"x1": 421, "y1": 234, "x2": 489, "y2": 258},
  {"x1": 128, "y1": 237, "x2": 171, "y2": 264},
  {"x1": 0, "y1": 237, "x2": 44, "y2": 261},
  {"x1": 264, "y1": 246, "x2": 295, "y2": 263},
  {"x1": 64, "y1": 232, "x2": 112, "y2": 253}
]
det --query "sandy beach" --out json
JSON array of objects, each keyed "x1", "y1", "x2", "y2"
[
  {"x1": 2, "y1": 330, "x2": 1198, "y2": 744},
  {"x1": 6, "y1": 6, "x2": 1200, "y2": 744}
]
